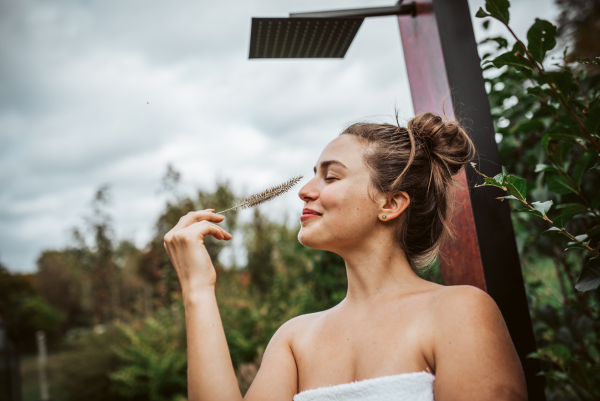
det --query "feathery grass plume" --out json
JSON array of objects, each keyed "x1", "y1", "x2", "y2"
[{"x1": 216, "y1": 175, "x2": 304, "y2": 214}]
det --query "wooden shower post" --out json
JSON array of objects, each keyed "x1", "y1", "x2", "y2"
[{"x1": 398, "y1": 1, "x2": 545, "y2": 399}]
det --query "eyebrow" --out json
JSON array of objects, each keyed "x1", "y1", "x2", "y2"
[{"x1": 313, "y1": 159, "x2": 348, "y2": 174}]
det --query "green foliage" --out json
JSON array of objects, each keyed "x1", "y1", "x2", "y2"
[
  {"x1": 527, "y1": 19, "x2": 558, "y2": 63},
  {"x1": 110, "y1": 305, "x2": 187, "y2": 401},
  {"x1": 40, "y1": 179, "x2": 350, "y2": 400},
  {"x1": 476, "y1": 0, "x2": 510, "y2": 24},
  {"x1": 0, "y1": 264, "x2": 64, "y2": 351},
  {"x1": 575, "y1": 258, "x2": 600, "y2": 292},
  {"x1": 51, "y1": 326, "x2": 129, "y2": 401},
  {"x1": 477, "y1": 1, "x2": 600, "y2": 398},
  {"x1": 476, "y1": 0, "x2": 600, "y2": 290},
  {"x1": 526, "y1": 279, "x2": 600, "y2": 400}
]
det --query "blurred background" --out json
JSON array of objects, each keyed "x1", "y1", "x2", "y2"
[{"x1": 1, "y1": 0, "x2": 597, "y2": 400}]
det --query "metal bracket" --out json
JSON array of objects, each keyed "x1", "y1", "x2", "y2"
[{"x1": 290, "y1": 0, "x2": 416, "y2": 19}]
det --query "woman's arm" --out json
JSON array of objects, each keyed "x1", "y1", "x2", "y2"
[
  {"x1": 164, "y1": 210, "x2": 297, "y2": 401},
  {"x1": 431, "y1": 285, "x2": 528, "y2": 401},
  {"x1": 184, "y1": 288, "x2": 241, "y2": 401},
  {"x1": 164, "y1": 210, "x2": 240, "y2": 401},
  {"x1": 184, "y1": 291, "x2": 299, "y2": 401}
]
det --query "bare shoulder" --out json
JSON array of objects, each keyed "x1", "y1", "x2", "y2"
[
  {"x1": 282, "y1": 310, "x2": 327, "y2": 333},
  {"x1": 266, "y1": 310, "x2": 327, "y2": 351},
  {"x1": 428, "y1": 285, "x2": 527, "y2": 401},
  {"x1": 246, "y1": 312, "x2": 328, "y2": 400},
  {"x1": 428, "y1": 284, "x2": 500, "y2": 325},
  {"x1": 428, "y1": 284, "x2": 508, "y2": 349}
]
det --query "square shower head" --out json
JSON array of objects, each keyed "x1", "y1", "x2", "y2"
[{"x1": 248, "y1": 17, "x2": 364, "y2": 59}]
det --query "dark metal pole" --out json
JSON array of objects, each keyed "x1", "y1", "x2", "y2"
[{"x1": 398, "y1": 1, "x2": 545, "y2": 399}]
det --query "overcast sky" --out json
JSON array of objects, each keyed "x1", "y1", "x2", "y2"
[{"x1": 1, "y1": 0, "x2": 560, "y2": 272}]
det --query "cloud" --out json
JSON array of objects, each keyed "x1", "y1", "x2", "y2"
[{"x1": 0, "y1": 0, "x2": 558, "y2": 271}]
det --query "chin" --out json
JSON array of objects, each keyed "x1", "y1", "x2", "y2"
[{"x1": 298, "y1": 225, "x2": 330, "y2": 251}]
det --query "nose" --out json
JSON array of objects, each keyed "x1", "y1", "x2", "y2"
[{"x1": 298, "y1": 176, "x2": 319, "y2": 203}]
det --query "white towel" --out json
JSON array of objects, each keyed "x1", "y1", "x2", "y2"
[{"x1": 293, "y1": 371, "x2": 435, "y2": 401}]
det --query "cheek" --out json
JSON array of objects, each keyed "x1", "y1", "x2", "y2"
[
  {"x1": 298, "y1": 183, "x2": 376, "y2": 249},
  {"x1": 321, "y1": 182, "x2": 374, "y2": 224},
  {"x1": 319, "y1": 184, "x2": 346, "y2": 210}
]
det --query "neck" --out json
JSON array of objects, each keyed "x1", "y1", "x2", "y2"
[{"x1": 337, "y1": 233, "x2": 425, "y2": 305}]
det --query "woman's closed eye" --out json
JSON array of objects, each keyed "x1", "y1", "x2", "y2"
[{"x1": 324, "y1": 176, "x2": 338, "y2": 182}]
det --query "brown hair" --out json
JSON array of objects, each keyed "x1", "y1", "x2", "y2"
[{"x1": 341, "y1": 112, "x2": 475, "y2": 270}]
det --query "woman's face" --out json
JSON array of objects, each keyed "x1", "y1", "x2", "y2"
[{"x1": 298, "y1": 134, "x2": 382, "y2": 252}]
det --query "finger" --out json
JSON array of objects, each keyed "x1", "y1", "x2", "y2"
[
  {"x1": 173, "y1": 210, "x2": 225, "y2": 231},
  {"x1": 185, "y1": 220, "x2": 232, "y2": 241}
]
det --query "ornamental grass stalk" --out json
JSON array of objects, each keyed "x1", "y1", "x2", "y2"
[{"x1": 216, "y1": 175, "x2": 304, "y2": 214}]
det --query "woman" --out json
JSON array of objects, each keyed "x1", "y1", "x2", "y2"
[{"x1": 163, "y1": 112, "x2": 528, "y2": 401}]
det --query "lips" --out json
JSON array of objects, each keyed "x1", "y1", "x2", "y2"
[{"x1": 301, "y1": 208, "x2": 322, "y2": 221}]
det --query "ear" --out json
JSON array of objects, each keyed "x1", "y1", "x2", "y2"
[{"x1": 379, "y1": 191, "x2": 410, "y2": 222}]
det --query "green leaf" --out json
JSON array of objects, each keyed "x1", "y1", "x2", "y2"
[
  {"x1": 548, "y1": 141, "x2": 574, "y2": 167},
  {"x1": 491, "y1": 51, "x2": 535, "y2": 71},
  {"x1": 547, "y1": 344, "x2": 572, "y2": 367},
  {"x1": 476, "y1": 7, "x2": 492, "y2": 18},
  {"x1": 571, "y1": 98, "x2": 588, "y2": 115},
  {"x1": 497, "y1": 195, "x2": 518, "y2": 201},
  {"x1": 565, "y1": 241, "x2": 589, "y2": 251},
  {"x1": 504, "y1": 175, "x2": 527, "y2": 201},
  {"x1": 540, "y1": 70, "x2": 573, "y2": 97},
  {"x1": 566, "y1": 234, "x2": 589, "y2": 251},
  {"x1": 585, "y1": 101, "x2": 600, "y2": 135},
  {"x1": 534, "y1": 164, "x2": 559, "y2": 173},
  {"x1": 575, "y1": 258, "x2": 600, "y2": 292},
  {"x1": 531, "y1": 200, "x2": 553, "y2": 217},
  {"x1": 546, "y1": 173, "x2": 577, "y2": 195},
  {"x1": 542, "y1": 133, "x2": 578, "y2": 154},
  {"x1": 484, "y1": 0, "x2": 510, "y2": 24},
  {"x1": 479, "y1": 36, "x2": 509, "y2": 49},
  {"x1": 514, "y1": 201, "x2": 549, "y2": 218},
  {"x1": 526, "y1": 19, "x2": 558, "y2": 63},
  {"x1": 587, "y1": 225, "x2": 600, "y2": 237},
  {"x1": 492, "y1": 170, "x2": 507, "y2": 184},
  {"x1": 573, "y1": 149, "x2": 598, "y2": 188},
  {"x1": 535, "y1": 106, "x2": 560, "y2": 120},
  {"x1": 526, "y1": 86, "x2": 546, "y2": 101},
  {"x1": 543, "y1": 227, "x2": 564, "y2": 235},
  {"x1": 542, "y1": 124, "x2": 586, "y2": 152},
  {"x1": 554, "y1": 203, "x2": 588, "y2": 227},
  {"x1": 509, "y1": 119, "x2": 545, "y2": 135}
]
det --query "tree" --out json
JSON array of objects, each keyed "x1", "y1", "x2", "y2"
[{"x1": 0, "y1": 263, "x2": 63, "y2": 352}]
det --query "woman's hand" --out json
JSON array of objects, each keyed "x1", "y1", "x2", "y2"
[{"x1": 163, "y1": 209, "x2": 232, "y2": 296}]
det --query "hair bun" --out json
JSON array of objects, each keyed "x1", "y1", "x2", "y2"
[
  {"x1": 408, "y1": 112, "x2": 475, "y2": 176},
  {"x1": 341, "y1": 111, "x2": 477, "y2": 270}
]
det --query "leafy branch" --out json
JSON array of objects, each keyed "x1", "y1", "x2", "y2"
[
  {"x1": 477, "y1": 1, "x2": 600, "y2": 153},
  {"x1": 470, "y1": 163, "x2": 599, "y2": 256},
  {"x1": 474, "y1": 0, "x2": 600, "y2": 396},
  {"x1": 475, "y1": 0, "x2": 600, "y2": 294}
]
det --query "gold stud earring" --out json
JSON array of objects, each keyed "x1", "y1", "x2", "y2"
[{"x1": 381, "y1": 215, "x2": 386, "y2": 220}]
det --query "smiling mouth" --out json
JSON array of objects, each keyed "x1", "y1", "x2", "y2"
[{"x1": 301, "y1": 208, "x2": 322, "y2": 221}]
